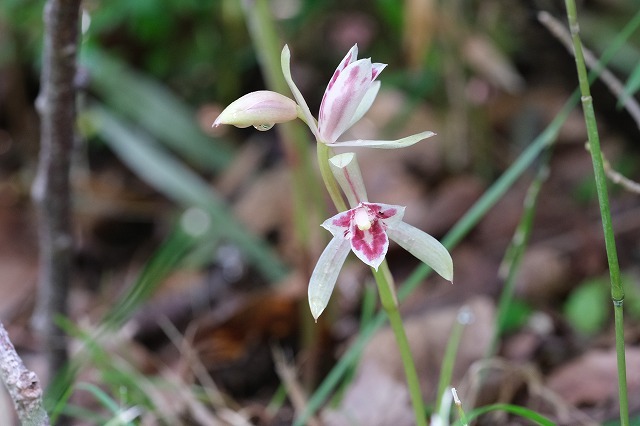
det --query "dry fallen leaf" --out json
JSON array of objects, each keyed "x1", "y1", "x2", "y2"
[
  {"x1": 547, "y1": 347, "x2": 640, "y2": 420},
  {"x1": 362, "y1": 296, "x2": 495, "y2": 401},
  {"x1": 322, "y1": 359, "x2": 414, "y2": 426}
]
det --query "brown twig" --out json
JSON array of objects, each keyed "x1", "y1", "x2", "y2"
[
  {"x1": 271, "y1": 346, "x2": 321, "y2": 426},
  {"x1": 539, "y1": 11, "x2": 640, "y2": 195},
  {"x1": 0, "y1": 323, "x2": 49, "y2": 425},
  {"x1": 32, "y1": 0, "x2": 82, "y2": 377},
  {"x1": 538, "y1": 11, "x2": 640, "y2": 129},
  {"x1": 585, "y1": 143, "x2": 640, "y2": 194}
]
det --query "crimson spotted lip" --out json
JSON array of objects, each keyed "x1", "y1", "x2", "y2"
[{"x1": 324, "y1": 202, "x2": 401, "y2": 270}]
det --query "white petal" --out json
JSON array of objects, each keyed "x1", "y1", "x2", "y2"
[
  {"x1": 281, "y1": 45, "x2": 320, "y2": 139},
  {"x1": 326, "y1": 44, "x2": 359, "y2": 93},
  {"x1": 321, "y1": 209, "x2": 353, "y2": 237},
  {"x1": 308, "y1": 237, "x2": 351, "y2": 320},
  {"x1": 318, "y1": 59, "x2": 373, "y2": 143},
  {"x1": 329, "y1": 152, "x2": 369, "y2": 207},
  {"x1": 331, "y1": 131, "x2": 436, "y2": 149},
  {"x1": 387, "y1": 221, "x2": 453, "y2": 282},
  {"x1": 371, "y1": 62, "x2": 387, "y2": 81},
  {"x1": 365, "y1": 202, "x2": 405, "y2": 225},
  {"x1": 347, "y1": 81, "x2": 380, "y2": 130}
]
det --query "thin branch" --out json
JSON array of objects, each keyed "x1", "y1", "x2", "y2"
[
  {"x1": 585, "y1": 143, "x2": 640, "y2": 194},
  {"x1": 271, "y1": 346, "x2": 322, "y2": 426},
  {"x1": 32, "y1": 0, "x2": 82, "y2": 376},
  {"x1": 539, "y1": 11, "x2": 640, "y2": 195},
  {"x1": 0, "y1": 323, "x2": 49, "y2": 425},
  {"x1": 538, "y1": 11, "x2": 640, "y2": 130}
]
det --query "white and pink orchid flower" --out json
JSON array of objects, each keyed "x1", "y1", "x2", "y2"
[
  {"x1": 308, "y1": 153, "x2": 453, "y2": 320},
  {"x1": 281, "y1": 44, "x2": 435, "y2": 148},
  {"x1": 214, "y1": 44, "x2": 435, "y2": 149}
]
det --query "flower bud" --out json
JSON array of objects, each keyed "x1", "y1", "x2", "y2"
[{"x1": 213, "y1": 90, "x2": 298, "y2": 129}]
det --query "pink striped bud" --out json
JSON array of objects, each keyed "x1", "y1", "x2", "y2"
[{"x1": 213, "y1": 90, "x2": 298, "y2": 131}]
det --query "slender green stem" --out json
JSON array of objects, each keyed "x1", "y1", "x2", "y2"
[
  {"x1": 564, "y1": 1, "x2": 629, "y2": 424},
  {"x1": 316, "y1": 143, "x2": 348, "y2": 212},
  {"x1": 372, "y1": 261, "x2": 426, "y2": 426}
]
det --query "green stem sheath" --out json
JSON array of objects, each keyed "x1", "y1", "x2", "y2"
[
  {"x1": 564, "y1": 1, "x2": 629, "y2": 424},
  {"x1": 316, "y1": 143, "x2": 348, "y2": 212}
]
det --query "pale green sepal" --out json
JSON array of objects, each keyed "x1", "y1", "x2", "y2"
[
  {"x1": 308, "y1": 236, "x2": 351, "y2": 320},
  {"x1": 387, "y1": 221, "x2": 453, "y2": 282},
  {"x1": 331, "y1": 131, "x2": 436, "y2": 149},
  {"x1": 329, "y1": 152, "x2": 369, "y2": 207},
  {"x1": 281, "y1": 45, "x2": 321, "y2": 140},
  {"x1": 347, "y1": 81, "x2": 380, "y2": 130}
]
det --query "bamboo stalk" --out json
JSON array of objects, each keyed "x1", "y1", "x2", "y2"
[{"x1": 563, "y1": 1, "x2": 629, "y2": 424}]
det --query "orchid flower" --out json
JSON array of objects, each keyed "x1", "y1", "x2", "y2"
[
  {"x1": 213, "y1": 45, "x2": 436, "y2": 149},
  {"x1": 308, "y1": 153, "x2": 453, "y2": 320},
  {"x1": 282, "y1": 44, "x2": 435, "y2": 148}
]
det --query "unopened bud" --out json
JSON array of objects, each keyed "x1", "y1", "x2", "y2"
[{"x1": 213, "y1": 90, "x2": 298, "y2": 129}]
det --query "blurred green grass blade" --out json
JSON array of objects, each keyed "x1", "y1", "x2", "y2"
[
  {"x1": 104, "y1": 218, "x2": 200, "y2": 328},
  {"x1": 451, "y1": 403, "x2": 555, "y2": 426},
  {"x1": 76, "y1": 383, "x2": 122, "y2": 415},
  {"x1": 619, "y1": 63, "x2": 640, "y2": 107},
  {"x1": 491, "y1": 150, "x2": 550, "y2": 354},
  {"x1": 60, "y1": 404, "x2": 110, "y2": 424},
  {"x1": 82, "y1": 48, "x2": 234, "y2": 172},
  {"x1": 435, "y1": 307, "x2": 469, "y2": 413},
  {"x1": 56, "y1": 318, "x2": 169, "y2": 422},
  {"x1": 88, "y1": 106, "x2": 288, "y2": 282}
]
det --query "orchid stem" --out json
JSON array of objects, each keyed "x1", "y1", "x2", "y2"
[
  {"x1": 372, "y1": 261, "x2": 427, "y2": 426},
  {"x1": 564, "y1": 1, "x2": 629, "y2": 424},
  {"x1": 317, "y1": 143, "x2": 348, "y2": 212}
]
